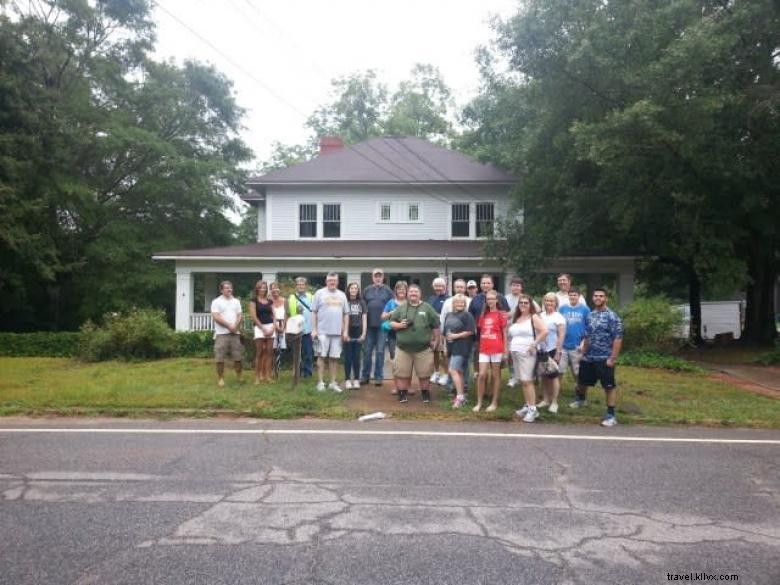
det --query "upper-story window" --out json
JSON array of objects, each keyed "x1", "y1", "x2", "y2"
[
  {"x1": 299, "y1": 203, "x2": 317, "y2": 238},
  {"x1": 377, "y1": 201, "x2": 422, "y2": 223},
  {"x1": 323, "y1": 203, "x2": 341, "y2": 238},
  {"x1": 476, "y1": 202, "x2": 495, "y2": 237},
  {"x1": 451, "y1": 203, "x2": 470, "y2": 237}
]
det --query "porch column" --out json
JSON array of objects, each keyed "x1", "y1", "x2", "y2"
[
  {"x1": 617, "y1": 270, "x2": 635, "y2": 308},
  {"x1": 263, "y1": 271, "x2": 277, "y2": 285},
  {"x1": 175, "y1": 270, "x2": 194, "y2": 331},
  {"x1": 203, "y1": 273, "x2": 217, "y2": 311},
  {"x1": 503, "y1": 271, "x2": 514, "y2": 296}
]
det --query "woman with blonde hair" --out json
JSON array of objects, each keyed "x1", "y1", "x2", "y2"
[
  {"x1": 538, "y1": 292, "x2": 566, "y2": 413},
  {"x1": 443, "y1": 294, "x2": 476, "y2": 408},
  {"x1": 508, "y1": 294, "x2": 548, "y2": 422},
  {"x1": 249, "y1": 280, "x2": 274, "y2": 383}
]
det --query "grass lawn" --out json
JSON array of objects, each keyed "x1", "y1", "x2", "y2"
[{"x1": 0, "y1": 357, "x2": 778, "y2": 428}]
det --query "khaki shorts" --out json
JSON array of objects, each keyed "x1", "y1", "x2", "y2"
[
  {"x1": 394, "y1": 347, "x2": 434, "y2": 379},
  {"x1": 214, "y1": 334, "x2": 244, "y2": 362},
  {"x1": 511, "y1": 350, "x2": 536, "y2": 382},
  {"x1": 560, "y1": 348, "x2": 582, "y2": 377}
]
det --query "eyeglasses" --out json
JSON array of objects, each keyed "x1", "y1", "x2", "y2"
[{"x1": 519, "y1": 301, "x2": 530, "y2": 305}]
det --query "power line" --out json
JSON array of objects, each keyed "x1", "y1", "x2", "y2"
[{"x1": 154, "y1": 1, "x2": 310, "y2": 120}]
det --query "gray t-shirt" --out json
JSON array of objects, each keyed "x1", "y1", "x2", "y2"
[{"x1": 313, "y1": 287, "x2": 348, "y2": 335}]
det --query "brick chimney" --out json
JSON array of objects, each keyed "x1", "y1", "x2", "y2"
[{"x1": 319, "y1": 136, "x2": 344, "y2": 156}]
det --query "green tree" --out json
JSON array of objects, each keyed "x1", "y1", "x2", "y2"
[
  {"x1": 306, "y1": 70, "x2": 388, "y2": 143},
  {"x1": 0, "y1": 0, "x2": 251, "y2": 330},
  {"x1": 385, "y1": 64, "x2": 453, "y2": 141},
  {"x1": 461, "y1": 0, "x2": 778, "y2": 344}
]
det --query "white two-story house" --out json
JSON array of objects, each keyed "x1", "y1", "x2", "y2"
[{"x1": 154, "y1": 136, "x2": 636, "y2": 330}]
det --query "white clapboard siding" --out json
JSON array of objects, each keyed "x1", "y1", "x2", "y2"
[{"x1": 265, "y1": 185, "x2": 514, "y2": 241}]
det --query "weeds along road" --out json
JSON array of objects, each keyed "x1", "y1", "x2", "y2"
[{"x1": 1, "y1": 419, "x2": 778, "y2": 585}]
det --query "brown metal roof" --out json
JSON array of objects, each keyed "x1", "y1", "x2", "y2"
[
  {"x1": 154, "y1": 240, "x2": 487, "y2": 259},
  {"x1": 246, "y1": 136, "x2": 516, "y2": 188}
]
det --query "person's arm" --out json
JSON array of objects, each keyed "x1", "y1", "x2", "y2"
[
  {"x1": 248, "y1": 301, "x2": 260, "y2": 328},
  {"x1": 360, "y1": 310, "x2": 367, "y2": 342},
  {"x1": 211, "y1": 310, "x2": 232, "y2": 330},
  {"x1": 530, "y1": 314, "x2": 548, "y2": 354},
  {"x1": 341, "y1": 297, "x2": 350, "y2": 342},
  {"x1": 502, "y1": 317, "x2": 509, "y2": 358},
  {"x1": 311, "y1": 297, "x2": 318, "y2": 339},
  {"x1": 555, "y1": 320, "x2": 565, "y2": 361},
  {"x1": 606, "y1": 315, "x2": 624, "y2": 367}
]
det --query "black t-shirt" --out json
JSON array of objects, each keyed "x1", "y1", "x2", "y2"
[
  {"x1": 253, "y1": 299, "x2": 274, "y2": 324},
  {"x1": 347, "y1": 299, "x2": 367, "y2": 339},
  {"x1": 443, "y1": 311, "x2": 476, "y2": 358}
]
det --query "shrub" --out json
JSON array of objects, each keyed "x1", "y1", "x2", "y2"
[
  {"x1": 0, "y1": 332, "x2": 82, "y2": 357},
  {"x1": 619, "y1": 350, "x2": 703, "y2": 372},
  {"x1": 173, "y1": 331, "x2": 214, "y2": 358},
  {"x1": 754, "y1": 342, "x2": 780, "y2": 366},
  {"x1": 620, "y1": 296, "x2": 683, "y2": 352},
  {"x1": 79, "y1": 309, "x2": 177, "y2": 361}
]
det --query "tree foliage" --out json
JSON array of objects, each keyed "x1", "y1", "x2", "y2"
[
  {"x1": 460, "y1": 0, "x2": 779, "y2": 344},
  {"x1": 0, "y1": 0, "x2": 251, "y2": 331}
]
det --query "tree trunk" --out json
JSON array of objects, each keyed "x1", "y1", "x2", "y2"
[
  {"x1": 688, "y1": 268, "x2": 704, "y2": 346},
  {"x1": 742, "y1": 240, "x2": 777, "y2": 345}
]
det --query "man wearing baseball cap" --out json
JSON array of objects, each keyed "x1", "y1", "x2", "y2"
[
  {"x1": 360, "y1": 268, "x2": 394, "y2": 386},
  {"x1": 466, "y1": 280, "x2": 478, "y2": 298}
]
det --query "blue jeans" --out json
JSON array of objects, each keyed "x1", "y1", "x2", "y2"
[
  {"x1": 360, "y1": 327, "x2": 386, "y2": 381},
  {"x1": 344, "y1": 339, "x2": 362, "y2": 380},
  {"x1": 300, "y1": 333, "x2": 313, "y2": 377}
]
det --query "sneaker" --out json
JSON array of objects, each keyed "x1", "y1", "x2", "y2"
[
  {"x1": 452, "y1": 395, "x2": 467, "y2": 409},
  {"x1": 359, "y1": 379, "x2": 369, "y2": 386},
  {"x1": 548, "y1": 402, "x2": 559, "y2": 414},
  {"x1": 316, "y1": 381, "x2": 326, "y2": 392},
  {"x1": 537, "y1": 400, "x2": 550, "y2": 409},
  {"x1": 507, "y1": 377, "x2": 517, "y2": 388},
  {"x1": 515, "y1": 405, "x2": 529, "y2": 417},
  {"x1": 421, "y1": 389, "x2": 431, "y2": 403},
  {"x1": 429, "y1": 372, "x2": 440, "y2": 384},
  {"x1": 398, "y1": 390, "x2": 408, "y2": 403},
  {"x1": 485, "y1": 404, "x2": 497, "y2": 413},
  {"x1": 438, "y1": 374, "x2": 450, "y2": 386},
  {"x1": 373, "y1": 379, "x2": 383, "y2": 387},
  {"x1": 601, "y1": 415, "x2": 618, "y2": 427},
  {"x1": 569, "y1": 399, "x2": 588, "y2": 409},
  {"x1": 353, "y1": 379, "x2": 361, "y2": 389},
  {"x1": 328, "y1": 381, "x2": 343, "y2": 393},
  {"x1": 344, "y1": 380, "x2": 353, "y2": 390},
  {"x1": 522, "y1": 408, "x2": 539, "y2": 423}
]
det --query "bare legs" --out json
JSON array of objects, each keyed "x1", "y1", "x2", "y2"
[{"x1": 473, "y1": 362, "x2": 501, "y2": 412}]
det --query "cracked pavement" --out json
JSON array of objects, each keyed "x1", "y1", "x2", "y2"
[{"x1": 1, "y1": 420, "x2": 778, "y2": 585}]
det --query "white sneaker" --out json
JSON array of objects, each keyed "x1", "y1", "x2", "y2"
[
  {"x1": 548, "y1": 402, "x2": 559, "y2": 414},
  {"x1": 537, "y1": 400, "x2": 550, "y2": 409},
  {"x1": 515, "y1": 405, "x2": 529, "y2": 417},
  {"x1": 507, "y1": 377, "x2": 517, "y2": 388},
  {"x1": 438, "y1": 374, "x2": 450, "y2": 386},
  {"x1": 328, "y1": 381, "x2": 343, "y2": 393},
  {"x1": 344, "y1": 380, "x2": 353, "y2": 390},
  {"x1": 316, "y1": 381, "x2": 326, "y2": 392},
  {"x1": 569, "y1": 399, "x2": 587, "y2": 409},
  {"x1": 522, "y1": 407, "x2": 539, "y2": 423},
  {"x1": 352, "y1": 379, "x2": 361, "y2": 388},
  {"x1": 429, "y1": 372, "x2": 440, "y2": 384},
  {"x1": 601, "y1": 415, "x2": 618, "y2": 427}
]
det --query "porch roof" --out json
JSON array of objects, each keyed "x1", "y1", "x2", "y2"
[{"x1": 153, "y1": 240, "x2": 487, "y2": 261}]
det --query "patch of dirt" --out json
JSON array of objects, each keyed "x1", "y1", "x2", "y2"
[{"x1": 707, "y1": 372, "x2": 780, "y2": 400}]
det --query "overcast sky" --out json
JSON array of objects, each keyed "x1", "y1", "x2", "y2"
[{"x1": 152, "y1": 0, "x2": 519, "y2": 166}]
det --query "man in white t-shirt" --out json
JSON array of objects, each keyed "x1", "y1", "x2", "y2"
[
  {"x1": 555, "y1": 273, "x2": 588, "y2": 309},
  {"x1": 210, "y1": 280, "x2": 244, "y2": 387},
  {"x1": 312, "y1": 271, "x2": 349, "y2": 393}
]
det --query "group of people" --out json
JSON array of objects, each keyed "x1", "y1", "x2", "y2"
[{"x1": 209, "y1": 271, "x2": 624, "y2": 427}]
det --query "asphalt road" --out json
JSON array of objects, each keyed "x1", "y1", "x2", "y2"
[{"x1": 1, "y1": 419, "x2": 778, "y2": 585}]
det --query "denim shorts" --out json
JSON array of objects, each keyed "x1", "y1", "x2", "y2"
[{"x1": 448, "y1": 354, "x2": 468, "y2": 373}]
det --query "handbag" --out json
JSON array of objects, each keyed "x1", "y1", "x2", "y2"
[{"x1": 531, "y1": 316, "x2": 559, "y2": 377}]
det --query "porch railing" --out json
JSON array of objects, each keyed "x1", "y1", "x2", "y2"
[{"x1": 189, "y1": 313, "x2": 253, "y2": 332}]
